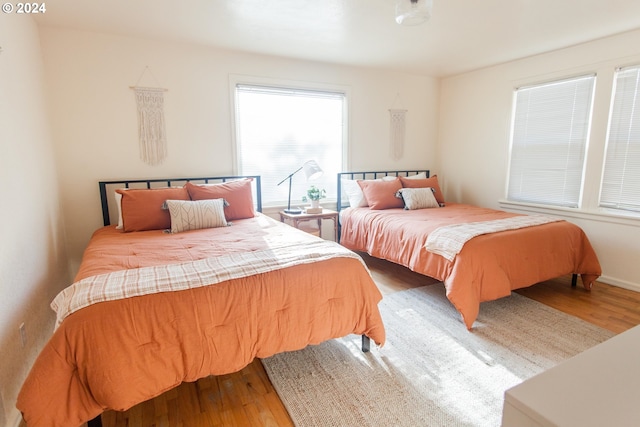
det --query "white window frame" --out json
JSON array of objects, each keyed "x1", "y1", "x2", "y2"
[
  {"x1": 500, "y1": 60, "x2": 640, "y2": 228},
  {"x1": 506, "y1": 74, "x2": 596, "y2": 208},
  {"x1": 229, "y1": 75, "x2": 350, "y2": 209},
  {"x1": 599, "y1": 65, "x2": 640, "y2": 214}
]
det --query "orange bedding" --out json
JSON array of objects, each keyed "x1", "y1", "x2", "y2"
[
  {"x1": 340, "y1": 203, "x2": 601, "y2": 329},
  {"x1": 17, "y1": 214, "x2": 385, "y2": 427}
]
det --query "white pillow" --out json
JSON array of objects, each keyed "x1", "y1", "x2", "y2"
[
  {"x1": 166, "y1": 199, "x2": 228, "y2": 233},
  {"x1": 382, "y1": 173, "x2": 426, "y2": 181},
  {"x1": 404, "y1": 172, "x2": 427, "y2": 180},
  {"x1": 115, "y1": 191, "x2": 124, "y2": 229},
  {"x1": 396, "y1": 187, "x2": 440, "y2": 210},
  {"x1": 341, "y1": 178, "x2": 368, "y2": 208}
]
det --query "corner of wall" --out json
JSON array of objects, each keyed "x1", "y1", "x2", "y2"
[{"x1": 0, "y1": 12, "x2": 71, "y2": 427}]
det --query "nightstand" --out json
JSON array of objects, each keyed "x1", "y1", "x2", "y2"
[{"x1": 279, "y1": 209, "x2": 339, "y2": 241}]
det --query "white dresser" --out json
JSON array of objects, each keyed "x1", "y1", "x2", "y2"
[{"x1": 502, "y1": 324, "x2": 640, "y2": 427}]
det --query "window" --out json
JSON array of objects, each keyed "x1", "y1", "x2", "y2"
[
  {"x1": 234, "y1": 84, "x2": 346, "y2": 207},
  {"x1": 600, "y1": 66, "x2": 640, "y2": 213},
  {"x1": 507, "y1": 75, "x2": 596, "y2": 208}
]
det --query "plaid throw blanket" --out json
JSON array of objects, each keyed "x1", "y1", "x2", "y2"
[
  {"x1": 425, "y1": 215, "x2": 562, "y2": 262},
  {"x1": 52, "y1": 240, "x2": 364, "y2": 328}
]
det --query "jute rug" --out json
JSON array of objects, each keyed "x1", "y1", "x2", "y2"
[{"x1": 261, "y1": 284, "x2": 615, "y2": 427}]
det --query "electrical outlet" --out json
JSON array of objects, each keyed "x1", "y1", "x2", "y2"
[{"x1": 19, "y1": 322, "x2": 26, "y2": 348}]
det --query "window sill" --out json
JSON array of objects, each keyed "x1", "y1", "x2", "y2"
[{"x1": 498, "y1": 199, "x2": 640, "y2": 227}]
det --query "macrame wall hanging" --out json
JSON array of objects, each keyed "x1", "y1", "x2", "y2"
[
  {"x1": 389, "y1": 92, "x2": 407, "y2": 160},
  {"x1": 130, "y1": 67, "x2": 168, "y2": 166}
]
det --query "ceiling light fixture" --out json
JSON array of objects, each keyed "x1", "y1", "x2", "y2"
[{"x1": 395, "y1": 0, "x2": 432, "y2": 26}]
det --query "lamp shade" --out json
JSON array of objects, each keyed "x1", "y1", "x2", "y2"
[
  {"x1": 277, "y1": 160, "x2": 324, "y2": 214},
  {"x1": 302, "y1": 160, "x2": 323, "y2": 181},
  {"x1": 395, "y1": 0, "x2": 432, "y2": 26}
]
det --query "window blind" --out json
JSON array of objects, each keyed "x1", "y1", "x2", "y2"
[
  {"x1": 507, "y1": 75, "x2": 595, "y2": 208},
  {"x1": 600, "y1": 66, "x2": 640, "y2": 213},
  {"x1": 234, "y1": 84, "x2": 345, "y2": 207}
]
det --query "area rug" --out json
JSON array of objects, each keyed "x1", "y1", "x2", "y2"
[{"x1": 261, "y1": 284, "x2": 615, "y2": 427}]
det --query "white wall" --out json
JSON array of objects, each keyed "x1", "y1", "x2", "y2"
[
  {"x1": 38, "y1": 26, "x2": 440, "y2": 272},
  {"x1": 0, "y1": 15, "x2": 70, "y2": 427},
  {"x1": 439, "y1": 29, "x2": 640, "y2": 291}
]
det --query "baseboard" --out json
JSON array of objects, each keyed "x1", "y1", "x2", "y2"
[{"x1": 598, "y1": 275, "x2": 640, "y2": 293}]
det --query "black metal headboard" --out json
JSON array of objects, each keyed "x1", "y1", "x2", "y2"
[
  {"x1": 99, "y1": 175, "x2": 262, "y2": 226},
  {"x1": 337, "y1": 169, "x2": 430, "y2": 212}
]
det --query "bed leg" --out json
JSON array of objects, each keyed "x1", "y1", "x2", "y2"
[
  {"x1": 88, "y1": 415, "x2": 102, "y2": 427},
  {"x1": 361, "y1": 335, "x2": 370, "y2": 353},
  {"x1": 571, "y1": 274, "x2": 577, "y2": 288}
]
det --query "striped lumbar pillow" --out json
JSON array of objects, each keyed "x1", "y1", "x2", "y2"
[{"x1": 165, "y1": 199, "x2": 228, "y2": 233}]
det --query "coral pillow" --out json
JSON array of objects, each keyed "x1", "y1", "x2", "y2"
[
  {"x1": 357, "y1": 178, "x2": 404, "y2": 210},
  {"x1": 185, "y1": 179, "x2": 255, "y2": 220},
  {"x1": 399, "y1": 175, "x2": 445, "y2": 205},
  {"x1": 116, "y1": 187, "x2": 190, "y2": 232}
]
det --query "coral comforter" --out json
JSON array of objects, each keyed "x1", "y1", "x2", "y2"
[
  {"x1": 340, "y1": 203, "x2": 601, "y2": 329},
  {"x1": 18, "y1": 214, "x2": 385, "y2": 427}
]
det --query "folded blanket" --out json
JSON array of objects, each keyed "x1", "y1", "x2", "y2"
[
  {"x1": 425, "y1": 215, "x2": 562, "y2": 261},
  {"x1": 52, "y1": 239, "x2": 363, "y2": 327}
]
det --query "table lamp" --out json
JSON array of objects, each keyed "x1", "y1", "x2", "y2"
[{"x1": 277, "y1": 160, "x2": 323, "y2": 214}]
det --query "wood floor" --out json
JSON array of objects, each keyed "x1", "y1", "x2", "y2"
[{"x1": 99, "y1": 253, "x2": 640, "y2": 427}]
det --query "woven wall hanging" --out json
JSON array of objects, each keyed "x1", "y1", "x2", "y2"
[
  {"x1": 130, "y1": 67, "x2": 168, "y2": 166},
  {"x1": 389, "y1": 108, "x2": 407, "y2": 160}
]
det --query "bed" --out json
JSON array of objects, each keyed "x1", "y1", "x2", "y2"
[
  {"x1": 337, "y1": 169, "x2": 601, "y2": 329},
  {"x1": 17, "y1": 175, "x2": 385, "y2": 427}
]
